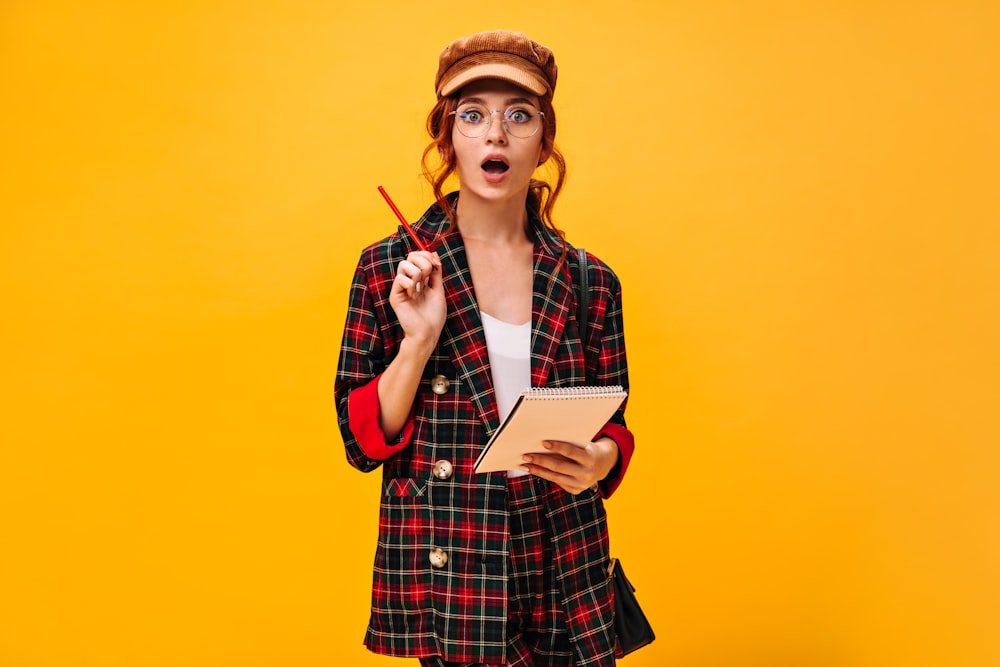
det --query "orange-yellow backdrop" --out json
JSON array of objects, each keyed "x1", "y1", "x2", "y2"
[{"x1": 1, "y1": 2, "x2": 998, "y2": 666}]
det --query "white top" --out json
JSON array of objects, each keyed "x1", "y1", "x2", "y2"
[{"x1": 481, "y1": 311, "x2": 531, "y2": 477}]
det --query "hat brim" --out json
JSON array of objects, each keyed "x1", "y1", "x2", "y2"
[{"x1": 438, "y1": 63, "x2": 548, "y2": 98}]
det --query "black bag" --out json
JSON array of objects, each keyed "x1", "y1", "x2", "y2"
[
  {"x1": 574, "y1": 249, "x2": 655, "y2": 657},
  {"x1": 610, "y1": 558, "x2": 656, "y2": 656}
]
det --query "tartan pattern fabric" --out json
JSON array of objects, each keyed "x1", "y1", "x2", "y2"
[
  {"x1": 417, "y1": 474, "x2": 576, "y2": 667},
  {"x1": 335, "y1": 196, "x2": 632, "y2": 666},
  {"x1": 505, "y1": 474, "x2": 573, "y2": 665}
]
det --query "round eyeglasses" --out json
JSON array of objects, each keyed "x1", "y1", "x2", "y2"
[{"x1": 449, "y1": 104, "x2": 545, "y2": 139}]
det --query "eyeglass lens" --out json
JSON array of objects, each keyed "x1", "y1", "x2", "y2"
[{"x1": 453, "y1": 105, "x2": 542, "y2": 138}]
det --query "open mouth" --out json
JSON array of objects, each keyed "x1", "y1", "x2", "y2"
[{"x1": 481, "y1": 159, "x2": 510, "y2": 175}]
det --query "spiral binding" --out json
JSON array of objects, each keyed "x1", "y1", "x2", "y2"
[{"x1": 522, "y1": 386, "x2": 625, "y2": 398}]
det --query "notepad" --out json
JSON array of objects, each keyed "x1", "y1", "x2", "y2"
[{"x1": 474, "y1": 386, "x2": 628, "y2": 474}]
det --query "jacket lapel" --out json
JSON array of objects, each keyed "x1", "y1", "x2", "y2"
[
  {"x1": 435, "y1": 230, "x2": 501, "y2": 434},
  {"x1": 413, "y1": 197, "x2": 572, "y2": 432},
  {"x1": 529, "y1": 219, "x2": 572, "y2": 388}
]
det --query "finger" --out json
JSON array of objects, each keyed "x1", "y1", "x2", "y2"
[
  {"x1": 409, "y1": 252, "x2": 443, "y2": 289},
  {"x1": 407, "y1": 257, "x2": 430, "y2": 277},
  {"x1": 396, "y1": 260, "x2": 415, "y2": 279},
  {"x1": 541, "y1": 439, "x2": 588, "y2": 462},
  {"x1": 407, "y1": 252, "x2": 437, "y2": 276},
  {"x1": 413, "y1": 263, "x2": 437, "y2": 292},
  {"x1": 394, "y1": 274, "x2": 417, "y2": 295},
  {"x1": 413, "y1": 251, "x2": 444, "y2": 281},
  {"x1": 395, "y1": 263, "x2": 415, "y2": 285},
  {"x1": 522, "y1": 451, "x2": 579, "y2": 476},
  {"x1": 410, "y1": 249, "x2": 442, "y2": 263},
  {"x1": 521, "y1": 461, "x2": 588, "y2": 496},
  {"x1": 396, "y1": 261, "x2": 426, "y2": 295},
  {"x1": 394, "y1": 269, "x2": 425, "y2": 299}
]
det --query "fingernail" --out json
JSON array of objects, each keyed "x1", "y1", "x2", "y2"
[
  {"x1": 542, "y1": 441, "x2": 553, "y2": 449},
  {"x1": 521, "y1": 455, "x2": 532, "y2": 463}
]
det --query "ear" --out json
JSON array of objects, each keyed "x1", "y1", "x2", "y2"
[{"x1": 537, "y1": 142, "x2": 553, "y2": 166}]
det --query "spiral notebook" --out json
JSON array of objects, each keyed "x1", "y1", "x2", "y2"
[{"x1": 474, "y1": 386, "x2": 628, "y2": 474}]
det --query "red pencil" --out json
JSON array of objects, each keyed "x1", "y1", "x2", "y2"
[{"x1": 378, "y1": 185, "x2": 428, "y2": 252}]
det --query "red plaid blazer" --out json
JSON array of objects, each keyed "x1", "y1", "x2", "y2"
[{"x1": 335, "y1": 196, "x2": 635, "y2": 666}]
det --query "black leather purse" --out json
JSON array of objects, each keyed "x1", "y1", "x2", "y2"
[
  {"x1": 574, "y1": 248, "x2": 656, "y2": 657},
  {"x1": 609, "y1": 557, "x2": 656, "y2": 656}
]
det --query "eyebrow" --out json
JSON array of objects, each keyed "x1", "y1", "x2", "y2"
[{"x1": 457, "y1": 96, "x2": 539, "y2": 107}]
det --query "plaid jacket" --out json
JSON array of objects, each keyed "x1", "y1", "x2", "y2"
[{"x1": 335, "y1": 196, "x2": 634, "y2": 665}]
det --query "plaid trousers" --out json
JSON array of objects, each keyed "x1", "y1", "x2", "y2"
[{"x1": 418, "y1": 474, "x2": 574, "y2": 667}]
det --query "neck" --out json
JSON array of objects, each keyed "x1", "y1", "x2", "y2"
[{"x1": 454, "y1": 191, "x2": 531, "y2": 243}]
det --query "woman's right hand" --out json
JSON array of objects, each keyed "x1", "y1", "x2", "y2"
[{"x1": 389, "y1": 251, "x2": 446, "y2": 352}]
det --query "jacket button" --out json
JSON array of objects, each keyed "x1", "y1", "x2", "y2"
[
  {"x1": 429, "y1": 548, "x2": 449, "y2": 569},
  {"x1": 432, "y1": 459, "x2": 454, "y2": 480},
  {"x1": 430, "y1": 375, "x2": 451, "y2": 395}
]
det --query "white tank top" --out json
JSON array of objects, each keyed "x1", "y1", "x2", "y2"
[{"x1": 480, "y1": 311, "x2": 531, "y2": 477}]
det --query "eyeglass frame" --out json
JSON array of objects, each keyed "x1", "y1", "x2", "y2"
[{"x1": 448, "y1": 104, "x2": 546, "y2": 139}]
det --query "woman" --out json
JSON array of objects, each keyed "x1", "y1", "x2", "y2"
[{"x1": 335, "y1": 30, "x2": 635, "y2": 667}]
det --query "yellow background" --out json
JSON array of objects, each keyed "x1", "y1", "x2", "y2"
[{"x1": 2, "y1": 1, "x2": 998, "y2": 666}]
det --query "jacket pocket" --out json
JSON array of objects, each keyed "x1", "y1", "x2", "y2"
[
  {"x1": 383, "y1": 477, "x2": 426, "y2": 500},
  {"x1": 373, "y1": 477, "x2": 431, "y2": 621}
]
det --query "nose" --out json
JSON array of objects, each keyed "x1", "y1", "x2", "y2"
[{"x1": 484, "y1": 110, "x2": 507, "y2": 144}]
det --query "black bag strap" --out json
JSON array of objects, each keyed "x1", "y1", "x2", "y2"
[
  {"x1": 576, "y1": 246, "x2": 589, "y2": 335},
  {"x1": 574, "y1": 247, "x2": 589, "y2": 382}
]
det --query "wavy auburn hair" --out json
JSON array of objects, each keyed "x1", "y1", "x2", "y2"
[{"x1": 420, "y1": 92, "x2": 569, "y2": 257}]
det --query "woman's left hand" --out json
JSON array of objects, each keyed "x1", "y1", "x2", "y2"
[{"x1": 520, "y1": 437, "x2": 620, "y2": 495}]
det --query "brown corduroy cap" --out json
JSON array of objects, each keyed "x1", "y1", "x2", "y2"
[{"x1": 435, "y1": 30, "x2": 558, "y2": 99}]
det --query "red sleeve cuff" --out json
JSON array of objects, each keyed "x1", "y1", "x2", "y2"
[
  {"x1": 347, "y1": 374, "x2": 415, "y2": 461},
  {"x1": 596, "y1": 421, "x2": 634, "y2": 498}
]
